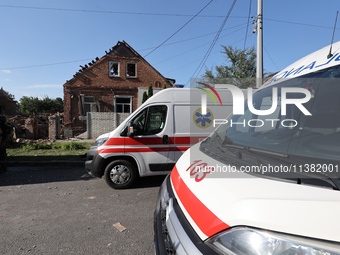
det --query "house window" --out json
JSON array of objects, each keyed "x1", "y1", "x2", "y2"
[
  {"x1": 126, "y1": 62, "x2": 137, "y2": 78},
  {"x1": 81, "y1": 95, "x2": 98, "y2": 117},
  {"x1": 114, "y1": 96, "x2": 133, "y2": 113},
  {"x1": 109, "y1": 61, "x2": 120, "y2": 77}
]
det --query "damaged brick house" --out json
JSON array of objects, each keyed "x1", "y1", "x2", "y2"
[{"x1": 63, "y1": 41, "x2": 174, "y2": 137}]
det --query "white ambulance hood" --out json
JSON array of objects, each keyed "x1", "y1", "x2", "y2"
[
  {"x1": 171, "y1": 144, "x2": 340, "y2": 242},
  {"x1": 96, "y1": 132, "x2": 110, "y2": 140},
  {"x1": 171, "y1": 42, "x2": 340, "y2": 243},
  {"x1": 264, "y1": 41, "x2": 340, "y2": 87}
]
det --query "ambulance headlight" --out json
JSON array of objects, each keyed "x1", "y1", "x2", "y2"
[
  {"x1": 94, "y1": 138, "x2": 108, "y2": 147},
  {"x1": 205, "y1": 227, "x2": 340, "y2": 255}
]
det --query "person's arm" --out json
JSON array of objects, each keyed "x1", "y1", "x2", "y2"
[{"x1": 0, "y1": 129, "x2": 10, "y2": 148}]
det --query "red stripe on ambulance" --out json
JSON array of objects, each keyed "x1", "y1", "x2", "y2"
[
  {"x1": 98, "y1": 146, "x2": 190, "y2": 154},
  {"x1": 171, "y1": 166, "x2": 230, "y2": 237},
  {"x1": 104, "y1": 137, "x2": 204, "y2": 146}
]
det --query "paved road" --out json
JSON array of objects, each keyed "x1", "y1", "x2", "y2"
[{"x1": 0, "y1": 165, "x2": 166, "y2": 255}]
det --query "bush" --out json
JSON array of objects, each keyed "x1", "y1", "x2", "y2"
[
  {"x1": 21, "y1": 141, "x2": 85, "y2": 151},
  {"x1": 22, "y1": 142, "x2": 53, "y2": 150},
  {"x1": 61, "y1": 142, "x2": 86, "y2": 151}
]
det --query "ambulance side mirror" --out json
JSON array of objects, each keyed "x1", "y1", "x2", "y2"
[{"x1": 127, "y1": 122, "x2": 135, "y2": 137}]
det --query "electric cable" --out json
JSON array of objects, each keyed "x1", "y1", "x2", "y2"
[
  {"x1": 188, "y1": 0, "x2": 238, "y2": 84},
  {"x1": 264, "y1": 46, "x2": 280, "y2": 72},
  {"x1": 143, "y1": 0, "x2": 214, "y2": 57},
  {"x1": 243, "y1": 0, "x2": 252, "y2": 49},
  {"x1": 0, "y1": 4, "x2": 337, "y2": 30},
  {"x1": 138, "y1": 22, "x2": 248, "y2": 52},
  {"x1": 154, "y1": 24, "x2": 248, "y2": 65},
  {"x1": 0, "y1": 59, "x2": 92, "y2": 71}
]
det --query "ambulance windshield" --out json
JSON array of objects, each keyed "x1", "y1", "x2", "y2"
[{"x1": 201, "y1": 65, "x2": 340, "y2": 167}]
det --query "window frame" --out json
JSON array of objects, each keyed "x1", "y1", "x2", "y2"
[
  {"x1": 109, "y1": 61, "x2": 120, "y2": 77},
  {"x1": 130, "y1": 105, "x2": 168, "y2": 136},
  {"x1": 126, "y1": 62, "x2": 137, "y2": 78},
  {"x1": 80, "y1": 94, "x2": 98, "y2": 117},
  {"x1": 114, "y1": 95, "x2": 133, "y2": 113}
]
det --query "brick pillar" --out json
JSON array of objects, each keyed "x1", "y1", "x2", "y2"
[
  {"x1": 49, "y1": 115, "x2": 57, "y2": 140},
  {"x1": 25, "y1": 117, "x2": 37, "y2": 140},
  {"x1": 49, "y1": 114, "x2": 61, "y2": 140}
]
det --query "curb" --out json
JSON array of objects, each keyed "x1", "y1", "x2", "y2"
[{"x1": 7, "y1": 160, "x2": 85, "y2": 167}]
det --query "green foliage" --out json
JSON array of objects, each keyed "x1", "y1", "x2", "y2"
[
  {"x1": 148, "y1": 83, "x2": 153, "y2": 98},
  {"x1": 61, "y1": 142, "x2": 86, "y2": 151},
  {"x1": 204, "y1": 46, "x2": 257, "y2": 88},
  {"x1": 22, "y1": 142, "x2": 53, "y2": 151},
  {"x1": 142, "y1": 83, "x2": 154, "y2": 104},
  {"x1": 21, "y1": 141, "x2": 85, "y2": 151},
  {"x1": 163, "y1": 84, "x2": 167, "y2": 89},
  {"x1": 142, "y1": 91, "x2": 148, "y2": 104},
  {"x1": 19, "y1": 96, "x2": 64, "y2": 115}
]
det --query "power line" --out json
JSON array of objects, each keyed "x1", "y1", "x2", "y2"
[
  {"x1": 265, "y1": 18, "x2": 339, "y2": 30},
  {"x1": 143, "y1": 0, "x2": 214, "y2": 57},
  {"x1": 139, "y1": 22, "x2": 248, "y2": 51},
  {"x1": 264, "y1": 46, "x2": 280, "y2": 72},
  {"x1": 1, "y1": 4, "x2": 339, "y2": 29},
  {"x1": 189, "y1": 0, "x2": 238, "y2": 83},
  {"x1": 1, "y1": 13, "x2": 336, "y2": 72},
  {"x1": 0, "y1": 59, "x2": 92, "y2": 71},
  {"x1": 0, "y1": 23, "x2": 249, "y2": 71},
  {"x1": 1, "y1": 4, "x2": 338, "y2": 30},
  {"x1": 243, "y1": 0, "x2": 252, "y2": 49},
  {"x1": 0, "y1": 4, "x2": 237, "y2": 18},
  {"x1": 154, "y1": 24, "x2": 248, "y2": 65},
  {"x1": 165, "y1": 36, "x2": 249, "y2": 76}
]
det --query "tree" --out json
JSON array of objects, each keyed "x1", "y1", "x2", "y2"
[
  {"x1": 142, "y1": 91, "x2": 148, "y2": 104},
  {"x1": 142, "y1": 83, "x2": 154, "y2": 104},
  {"x1": 148, "y1": 83, "x2": 153, "y2": 98},
  {"x1": 19, "y1": 96, "x2": 64, "y2": 115},
  {"x1": 204, "y1": 46, "x2": 257, "y2": 88}
]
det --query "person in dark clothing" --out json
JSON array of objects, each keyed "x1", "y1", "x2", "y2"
[{"x1": 0, "y1": 116, "x2": 11, "y2": 173}]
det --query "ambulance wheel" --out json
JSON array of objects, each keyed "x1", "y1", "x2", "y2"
[{"x1": 104, "y1": 160, "x2": 138, "y2": 189}]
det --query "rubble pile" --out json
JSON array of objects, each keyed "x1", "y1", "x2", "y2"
[{"x1": 5, "y1": 114, "x2": 64, "y2": 141}]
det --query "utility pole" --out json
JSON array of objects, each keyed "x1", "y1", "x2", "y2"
[{"x1": 256, "y1": 0, "x2": 263, "y2": 88}]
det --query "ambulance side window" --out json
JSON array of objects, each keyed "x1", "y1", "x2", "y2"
[
  {"x1": 131, "y1": 108, "x2": 147, "y2": 136},
  {"x1": 131, "y1": 105, "x2": 167, "y2": 136}
]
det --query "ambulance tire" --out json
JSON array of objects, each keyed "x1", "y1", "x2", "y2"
[{"x1": 104, "y1": 159, "x2": 138, "y2": 189}]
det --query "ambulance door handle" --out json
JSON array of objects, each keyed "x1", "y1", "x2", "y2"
[{"x1": 162, "y1": 135, "x2": 169, "y2": 144}]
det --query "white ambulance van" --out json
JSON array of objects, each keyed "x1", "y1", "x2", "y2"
[
  {"x1": 85, "y1": 87, "x2": 241, "y2": 189},
  {"x1": 154, "y1": 42, "x2": 340, "y2": 254}
]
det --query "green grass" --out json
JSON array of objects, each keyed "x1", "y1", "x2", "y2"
[{"x1": 7, "y1": 141, "x2": 93, "y2": 162}]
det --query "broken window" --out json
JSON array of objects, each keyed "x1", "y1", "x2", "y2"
[
  {"x1": 80, "y1": 95, "x2": 98, "y2": 117},
  {"x1": 114, "y1": 96, "x2": 133, "y2": 113},
  {"x1": 109, "y1": 61, "x2": 120, "y2": 77},
  {"x1": 126, "y1": 62, "x2": 137, "y2": 78}
]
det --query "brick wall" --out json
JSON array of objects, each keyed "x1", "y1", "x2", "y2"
[
  {"x1": 63, "y1": 41, "x2": 172, "y2": 137},
  {"x1": 48, "y1": 114, "x2": 61, "y2": 140}
]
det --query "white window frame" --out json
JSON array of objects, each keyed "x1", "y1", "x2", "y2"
[
  {"x1": 114, "y1": 95, "x2": 133, "y2": 113},
  {"x1": 126, "y1": 62, "x2": 137, "y2": 78},
  {"x1": 80, "y1": 94, "x2": 98, "y2": 118},
  {"x1": 109, "y1": 61, "x2": 120, "y2": 77}
]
